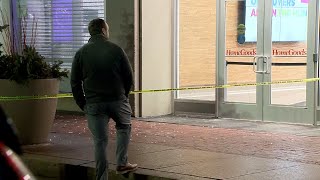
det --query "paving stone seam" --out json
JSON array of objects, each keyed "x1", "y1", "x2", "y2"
[
  {"x1": 134, "y1": 147, "x2": 179, "y2": 155},
  {"x1": 223, "y1": 164, "x2": 302, "y2": 180},
  {"x1": 139, "y1": 167, "x2": 221, "y2": 180},
  {"x1": 154, "y1": 160, "x2": 207, "y2": 170},
  {"x1": 23, "y1": 152, "x2": 92, "y2": 164},
  {"x1": 78, "y1": 160, "x2": 95, "y2": 166}
]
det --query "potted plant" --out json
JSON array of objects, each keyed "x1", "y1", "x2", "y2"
[{"x1": 0, "y1": 15, "x2": 68, "y2": 144}]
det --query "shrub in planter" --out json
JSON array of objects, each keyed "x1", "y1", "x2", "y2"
[
  {"x1": 0, "y1": 17, "x2": 68, "y2": 144},
  {"x1": 0, "y1": 44, "x2": 68, "y2": 84}
]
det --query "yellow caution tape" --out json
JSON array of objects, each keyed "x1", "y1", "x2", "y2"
[{"x1": 0, "y1": 78, "x2": 319, "y2": 101}]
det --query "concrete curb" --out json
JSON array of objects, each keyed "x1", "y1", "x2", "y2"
[{"x1": 22, "y1": 154, "x2": 178, "y2": 180}]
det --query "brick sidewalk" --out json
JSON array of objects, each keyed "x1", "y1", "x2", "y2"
[{"x1": 52, "y1": 114, "x2": 320, "y2": 166}]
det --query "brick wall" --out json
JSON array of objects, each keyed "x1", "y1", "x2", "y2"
[
  {"x1": 179, "y1": 1, "x2": 307, "y2": 87},
  {"x1": 179, "y1": 0, "x2": 216, "y2": 87}
]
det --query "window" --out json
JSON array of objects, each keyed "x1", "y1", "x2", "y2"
[{"x1": 22, "y1": 0, "x2": 104, "y2": 67}]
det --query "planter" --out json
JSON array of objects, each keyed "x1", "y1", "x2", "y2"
[{"x1": 0, "y1": 79, "x2": 59, "y2": 145}]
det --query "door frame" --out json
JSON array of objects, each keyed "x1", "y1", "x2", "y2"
[{"x1": 216, "y1": 0, "x2": 319, "y2": 124}]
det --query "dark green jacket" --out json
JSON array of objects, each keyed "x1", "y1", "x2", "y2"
[{"x1": 71, "y1": 34, "x2": 133, "y2": 110}]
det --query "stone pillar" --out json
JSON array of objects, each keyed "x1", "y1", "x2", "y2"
[
  {"x1": 105, "y1": 0, "x2": 140, "y2": 116},
  {"x1": 140, "y1": 0, "x2": 173, "y2": 117}
]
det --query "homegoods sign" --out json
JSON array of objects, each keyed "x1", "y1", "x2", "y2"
[{"x1": 226, "y1": 49, "x2": 307, "y2": 56}]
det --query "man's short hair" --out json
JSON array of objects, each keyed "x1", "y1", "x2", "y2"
[{"x1": 88, "y1": 18, "x2": 107, "y2": 36}]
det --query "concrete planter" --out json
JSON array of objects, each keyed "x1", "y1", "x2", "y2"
[{"x1": 0, "y1": 79, "x2": 59, "y2": 145}]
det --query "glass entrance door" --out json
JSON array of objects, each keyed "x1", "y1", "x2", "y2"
[
  {"x1": 262, "y1": 0, "x2": 316, "y2": 123},
  {"x1": 216, "y1": 0, "x2": 318, "y2": 124}
]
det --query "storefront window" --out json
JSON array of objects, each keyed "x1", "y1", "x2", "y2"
[{"x1": 177, "y1": 0, "x2": 216, "y2": 101}]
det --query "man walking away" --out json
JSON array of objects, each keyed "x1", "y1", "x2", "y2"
[{"x1": 71, "y1": 18, "x2": 137, "y2": 180}]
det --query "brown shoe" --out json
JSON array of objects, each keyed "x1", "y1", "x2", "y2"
[{"x1": 116, "y1": 163, "x2": 138, "y2": 174}]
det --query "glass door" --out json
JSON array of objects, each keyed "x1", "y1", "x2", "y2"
[
  {"x1": 216, "y1": 0, "x2": 264, "y2": 120},
  {"x1": 216, "y1": 0, "x2": 318, "y2": 124},
  {"x1": 262, "y1": 0, "x2": 317, "y2": 124}
]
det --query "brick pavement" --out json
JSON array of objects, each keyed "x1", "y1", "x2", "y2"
[{"x1": 52, "y1": 113, "x2": 320, "y2": 166}]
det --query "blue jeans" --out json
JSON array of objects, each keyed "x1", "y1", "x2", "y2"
[{"x1": 85, "y1": 99, "x2": 132, "y2": 180}]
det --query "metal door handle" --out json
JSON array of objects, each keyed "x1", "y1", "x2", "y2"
[
  {"x1": 253, "y1": 56, "x2": 271, "y2": 74},
  {"x1": 265, "y1": 56, "x2": 271, "y2": 74},
  {"x1": 253, "y1": 56, "x2": 265, "y2": 73}
]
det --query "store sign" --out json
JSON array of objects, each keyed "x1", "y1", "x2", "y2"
[
  {"x1": 226, "y1": 49, "x2": 307, "y2": 56},
  {"x1": 246, "y1": 0, "x2": 308, "y2": 42}
]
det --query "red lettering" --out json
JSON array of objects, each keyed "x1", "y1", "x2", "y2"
[
  {"x1": 226, "y1": 49, "x2": 308, "y2": 57},
  {"x1": 272, "y1": 49, "x2": 307, "y2": 56}
]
